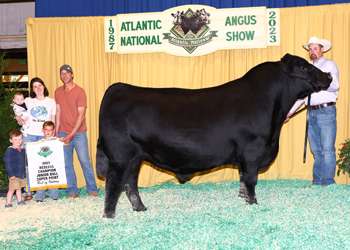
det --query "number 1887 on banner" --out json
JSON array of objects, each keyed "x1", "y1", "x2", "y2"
[{"x1": 105, "y1": 18, "x2": 117, "y2": 52}]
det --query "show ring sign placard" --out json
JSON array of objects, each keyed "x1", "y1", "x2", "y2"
[
  {"x1": 26, "y1": 140, "x2": 68, "y2": 191},
  {"x1": 105, "y1": 5, "x2": 280, "y2": 57}
]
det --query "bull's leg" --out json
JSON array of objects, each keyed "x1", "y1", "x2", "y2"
[
  {"x1": 103, "y1": 162, "x2": 131, "y2": 219},
  {"x1": 124, "y1": 159, "x2": 147, "y2": 212},
  {"x1": 241, "y1": 166, "x2": 258, "y2": 205},
  {"x1": 238, "y1": 170, "x2": 246, "y2": 198}
]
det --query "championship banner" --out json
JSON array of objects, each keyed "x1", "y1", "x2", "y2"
[
  {"x1": 25, "y1": 139, "x2": 68, "y2": 191},
  {"x1": 105, "y1": 5, "x2": 280, "y2": 57}
]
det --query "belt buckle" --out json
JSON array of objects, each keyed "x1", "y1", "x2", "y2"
[{"x1": 322, "y1": 102, "x2": 333, "y2": 109}]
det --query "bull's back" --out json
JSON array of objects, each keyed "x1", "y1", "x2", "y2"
[{"x1": 100, "y1": 79, "x2": 253, "y2": 118}]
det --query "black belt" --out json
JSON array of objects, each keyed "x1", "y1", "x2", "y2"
[{"x1": 310, "y1": 102, "x2": 335, "y2": 110}]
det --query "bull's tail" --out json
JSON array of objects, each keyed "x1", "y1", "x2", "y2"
[
  {"x1": 96, "y1": 138, "x2": 109, "y2": 177},
  {"x1": 97, "y1": 83, "x2": 126, "y2": 177}
]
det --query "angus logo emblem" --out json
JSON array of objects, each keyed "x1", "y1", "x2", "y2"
[
  {"x1": 163, "y1": 8, "x2": 218, "y2": 54},
  {"x1": 38, "y1": 146, "x2": 53, "y2": 158}
]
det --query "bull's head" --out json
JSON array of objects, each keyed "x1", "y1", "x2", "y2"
[
  {"x1": 196, "y1": 9, "x2": 211, "y2": 24},
  {"x1": 279, "y1": 53, "x2": 332, "y2": 98},
  {"x1": 171, "y1": 11, "x2": 184, "y2": 25}
]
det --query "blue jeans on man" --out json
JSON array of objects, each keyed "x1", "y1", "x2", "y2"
[
  {"x1": 36, "y1": 188, "x2": 59, "y2": 201},
  {"x1": 308, "y1": 105, "x2": 337, "y2": 186},
  {"x1": 22, "y1": 134, "x2": 45, "y2": 195},
  {"x1": 59, "y1": 131, "x2": 98, "y2": 194}
]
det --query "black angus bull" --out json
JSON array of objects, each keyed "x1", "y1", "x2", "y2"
[{"x1": 96, "y1": 54, "x2": 332, "y2": 218}]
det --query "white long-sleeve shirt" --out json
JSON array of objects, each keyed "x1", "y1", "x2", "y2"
[{"x1": 289, "y1": 56, "x2": 339, "y2": 114}]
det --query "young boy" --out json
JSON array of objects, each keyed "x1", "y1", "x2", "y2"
[
  {"x1": 3, "y1": 129, "x2": 27, "y2": 207},
  {"x1": 35, "y1": 121, "x2": 69, "y2": 202},
  {"x1": 12, "y1": 92, "x2": 29, "y2": 137}
]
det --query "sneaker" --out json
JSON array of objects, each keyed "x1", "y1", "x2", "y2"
[
  {"x1": 89, "y1": 192, "x2": 98, "y2": 197},
  {"x1": 67, "y1": 193, "x2": 79, "y2": 198},
  {"x1": 36, "y1": 200, "x2": 43, "y2": 203},
  {"x1": 17, "y1": 201, "x2": 27, "y2": 205},
  {"x1": 5, "y1": 204, "x2": 13, "y2": 208}
]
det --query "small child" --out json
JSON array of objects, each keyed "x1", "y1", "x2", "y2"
[
  {"x1": 12, "y1": 92, "x2": 29, "y2": 137},
  {"x1": 35, "y1": 121, "x2": 69, "y2": 202},
  {"x1": 3, "y1": 129, "x2": 27, "y2": 207}
]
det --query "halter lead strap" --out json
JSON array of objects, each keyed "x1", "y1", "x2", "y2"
[{"x1": 303, "y1": 95, "x2": 311, "y2": 162}]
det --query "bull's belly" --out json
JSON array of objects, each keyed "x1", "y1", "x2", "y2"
[
  {"x1": 141, "y1": 139, "x2": 279, "y2": 175},
  {"x1": 147, "y1": 160, "x2": 222, "y2": 176},
  {"x1": 144, "y1": 151, "x2": 235, "y2": 175}
]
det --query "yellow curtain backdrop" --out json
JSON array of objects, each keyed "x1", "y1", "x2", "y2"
[{"x1": 26, "y1": 3, "x2": 350, "y2": 189}]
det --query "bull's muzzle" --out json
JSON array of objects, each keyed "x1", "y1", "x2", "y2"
[{"x1": 327, "y1": 72, "x2": 332, "y2": 80}]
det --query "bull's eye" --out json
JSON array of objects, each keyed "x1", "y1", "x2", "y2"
[{"x1": 300, "y1": 66, "x2": 307, "y2": 71}]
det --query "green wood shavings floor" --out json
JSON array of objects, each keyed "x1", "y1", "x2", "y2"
[{"x1": 1, "y1": 179, "x2": 350, "y2": 249}]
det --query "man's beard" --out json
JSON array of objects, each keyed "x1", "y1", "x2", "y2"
[{"x1": 310, "y1": 54, "x2": 317, "y2": 60}]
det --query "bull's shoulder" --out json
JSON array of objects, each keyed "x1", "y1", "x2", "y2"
[
  {"x1": 243, "y1": 61, "x2": 282, "y2": 82},
  {"x1": 246, "y1": 61, "x2": 279, "y2": 74}
]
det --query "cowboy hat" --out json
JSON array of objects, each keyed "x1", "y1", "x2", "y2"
[{"x1": 303, "y1": 36, "x2": 332, "y2": 52}]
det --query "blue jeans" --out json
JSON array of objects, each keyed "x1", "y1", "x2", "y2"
[
  {"x1": 23, "y1": 134, "x2": 45, "y2": 194},
  {"x1": 308, "y1": 105, "x2": 337, "y2": 186},
  {"x1": 36, "y1": 188, "x2": 59, "y2": 201},
  {"x1": 59, "y1": 131, "x2": 98, "y2": 194}
]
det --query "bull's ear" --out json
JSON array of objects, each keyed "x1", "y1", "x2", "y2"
[{"x1": 279, "y1": 53, "x2": 294, "y2": 73}]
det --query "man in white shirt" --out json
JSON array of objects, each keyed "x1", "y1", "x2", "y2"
[{"x1": 286, "y1": 36, "x2": 340, "y2": 186}]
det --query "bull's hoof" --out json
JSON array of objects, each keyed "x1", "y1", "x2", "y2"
[
  {"x1": 132, "y1": 205, "x2": 147, "y2": 212},
  {"x1": 103, "y1": 212, "x2": 116, "y2": 219},
  {"x1": 238, "y1": 193, "x2": 245, "y2": 198},
  {"x1": 245, "y1": 198, "x2": 258, "y2": 205},
  {"x1": 245, "y1": 196, "x2": 258, "y2": 205}
]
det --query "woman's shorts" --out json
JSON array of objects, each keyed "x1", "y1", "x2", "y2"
[{"x1": 9, "y1": 177, "x2": 27, "y2": 190}]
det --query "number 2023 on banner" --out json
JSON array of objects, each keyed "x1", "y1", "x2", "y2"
[{"x1": 267, "y1": 9, "x2": 280, "y2": 46}]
